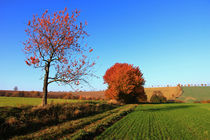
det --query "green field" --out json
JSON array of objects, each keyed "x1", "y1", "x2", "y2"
[
  {"x1": 1, "y1": 97, "x2": 210, "y2": 139},
  {"x1": 11, "y1": 104, "x2": 136, "y2": 140},
  {"x1": 97, "y1": 103, "x2": 210, "y2": 140},
  {"x1": 0, "y1": 96, "x2": 136, "y2": 140},
  {"x1": 0, "y1": 96, "x2": 86, "y2": 107},
  {"x1": 178, "y1": 86, "x2": 210, "y2": 102}
]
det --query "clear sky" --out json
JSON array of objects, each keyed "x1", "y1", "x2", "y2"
[{"x1": 0, "y1": 0, "x2": 210, "y2": 91}]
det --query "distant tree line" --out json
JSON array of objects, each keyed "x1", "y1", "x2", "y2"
[
  {"x1": 0, "y1": 90, "x2": 104, "y2": 100},
  {"x1": 147, "y1": 83, "x2": 210, "y2": 88}
]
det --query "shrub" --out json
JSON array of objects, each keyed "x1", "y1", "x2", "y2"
[
  {"x1": 194, "y1": 101, "x2": 201, "y2": 103},
  {"x1": 103, "y1": 63, "x2": 147, "y2": 104},
  {"x1": 174, "y1": 99, "x2": 185, "y2": 103},
  {"x1": 150, "y1": 91, "x2": 167, "y2": 103},
  {"x1": 6, "y1": 92, "x2": 14, "y2": 97},
  {"x1": 194, "y1": 100, "x2": 210, "y2": 103}
]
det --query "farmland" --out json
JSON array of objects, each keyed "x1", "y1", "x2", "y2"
[
  {"x1": 0, "y1": 86, "x2": 182, "y2": 103},
  {"x1": 0, "y1": 97, "x2": 87, "y2": 107},
  {"x1": 1, "y1": 85, "x2": 210, "y2": 106},
  {"x1": 0, "y1": 100, "x2": 136, "y2": 139},
  {"x1": 144, "y1": 86, "x2": 182, "y2": 101},
  {"x1": 1, "y1": 0, "x2": 210, "y2": 139},
  {"x1": 0, "y1": 90, "x2": 105, "y2": 100},
  {"x1": 97, "y1": 103, "x2": 210, "y2": 140},
  {"x1": 0, "y1": 96, "x2": 210, "y2": 139},
  {"x1": 145, "y1": 86, "x2": 210, "y2": 102},
  {"x1": 1, "y1": 86, "x2": 210, "y2": 140},
  {"x1": 177, "y1": 86, "x2": 210, "y2": 102}
]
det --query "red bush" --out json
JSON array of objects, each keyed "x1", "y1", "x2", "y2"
[{"x1": 103, "y1": 63, "x2": 147, "y2": 103}]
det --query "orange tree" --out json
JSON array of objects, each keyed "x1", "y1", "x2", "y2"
[
  {"x1": 103, "y1": 63, "x2": 147, "y2": 103},
  {"x1": 23, "y1": 8, "x2": 95, "y2": 106}
]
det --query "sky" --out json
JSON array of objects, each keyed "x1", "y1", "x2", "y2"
[{"x1": 0, "y1": 0, "x2": 210, "y2": 91}]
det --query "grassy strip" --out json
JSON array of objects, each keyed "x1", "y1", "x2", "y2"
[
  {"x1": 62, "y1": 104, "x2": 137, "y2": 140},
  {"x1": 0, "y1": 97, "x2": 88, "y2": 107},
  {"x1": 11, "y1": 105, "x2": 126, "y2": 140},
  {"x1": 0, "y1": 102, "x2": 116, "y2": 139},
  {"x1": 178, "y1": 86, "x2": 210, "y2": 102}
]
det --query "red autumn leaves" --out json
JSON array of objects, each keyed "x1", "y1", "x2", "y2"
[
  {"x1": 103, "y1": 63, "x2": 147, "y2": 103},
  {"x1": 23, "y1": 7, "x2": 91, "y2": 66},
  {"x1": 89, "y1": 49, "x2": 93, "y2": 53},
  {"x1": 23, "y1": 7, "x2": 96, "y2": 87},
  {"x1": 23, "y1": 7, "x2": 146, "y2": 105},
  {"x1": 25, "y1": 56, "x2": 40, "y2": 66}
]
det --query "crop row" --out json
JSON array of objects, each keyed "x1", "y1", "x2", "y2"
[
  {"x1": 12, "y1": 104, "x2": 137, "y2": 140},
  {"x1": 97, "y1": 104, "x2": 210, "y2": 140},
  {"x1": 65, "y1": 104, "x2": 137, "y2": 140},
  {"x1": 0, "y1": 101, "x2": 117, "y2": 139}
]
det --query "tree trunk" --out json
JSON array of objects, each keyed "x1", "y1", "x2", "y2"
[{"x1": 42, "y1": 62, "x2": 50, "y2": 106}]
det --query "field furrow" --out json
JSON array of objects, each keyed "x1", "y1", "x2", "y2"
[
  {"x1": 12, "y1": 105, "x2": 129, "y2": 140},
  {"x1": 1, "y1": 96, "x2": 209, "y2": 140},
  {"x1": 97, "y1": 104, "x2": 210, "y2": 140},
  {"x1": 60, "y1": 104, "x2": 137, "y2": 140}
]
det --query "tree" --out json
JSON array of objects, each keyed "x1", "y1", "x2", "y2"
[
  {"x1": 14, "y1": 86, "x2": 18, "y2": 91},
  {"x1": 103, "y1": 63, "x2": 147, "y2": 103},
  {"x1": 150, "y1": 91, "x2": 167, "y2": 103},
  {"x1": 24, "y1": 8, "x2": 95, "y2": 106}
]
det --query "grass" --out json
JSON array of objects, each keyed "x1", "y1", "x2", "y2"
[
  {"x1": 97, "y1": 103, "x2": 210, "y2": 140},
  {"x1": 178, "y1": 86, "x2": 210, "y2": 102},
  {"x1": 0, "y1": 96, "x2": 89, "y2": 107},
  {"x1": 12, "y1": 104, "x2": 136, "y2": 140},
  {"x1": 67, "y1": 104, "x2": 137, "y2": 140},
  {"x1": 1, "y1": 96, "x2": 210, "y2": 139},
  {"x1": 0, "y1": 101, "x2": 117, "y2": 139}
]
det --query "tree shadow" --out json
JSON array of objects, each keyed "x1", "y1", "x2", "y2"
[
  {"x1": 0, "y1": 104, "x2": 117, "y2": 139},
  {"x1": 139, "y1": 105, "x2": 195, "y2": 112}
]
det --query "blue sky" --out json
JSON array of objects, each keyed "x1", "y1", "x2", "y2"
[{"x1": 0, "y1": 0, "x2": 210, "y2": 91}]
